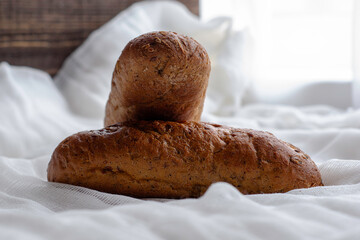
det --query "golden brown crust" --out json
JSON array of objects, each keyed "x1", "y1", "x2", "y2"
[
  {"x1": 104, "y1": 31, "x2": 211, "y2": 126},
  {"x1": 47, "y1": 121, "x2": 323, "y2": 198}
]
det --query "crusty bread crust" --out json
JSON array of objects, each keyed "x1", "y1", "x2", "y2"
[
  {"x1": 104, "y1": 31, "x2": 211, "y2": 126},
  {"x1": 48, "y1": 121, "x2": 323, "y2": 198}
]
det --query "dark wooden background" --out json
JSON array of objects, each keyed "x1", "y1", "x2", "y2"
[{"x1": 0, "y1": 0, "x2": 199, "y2": 76}]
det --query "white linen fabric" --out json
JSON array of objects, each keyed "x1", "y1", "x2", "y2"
[
  {"x1": 1, "y1": 1, "x2": 360, "y2": 239},
  {"x1": 354, "y1": 0, "x2": 360, "y2": 108}
]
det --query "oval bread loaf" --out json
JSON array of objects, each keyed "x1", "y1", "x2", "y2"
[
  {"x1": 47, "y1": 121, "x2": 322, "y2": 198},
  {"x1": 104, "y1": 31, "x2": 211, "y2": 126}
]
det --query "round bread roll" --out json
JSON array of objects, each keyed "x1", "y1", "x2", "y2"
[{"x1": 104, "y1": 31, "x2": 211, "y2": 126}]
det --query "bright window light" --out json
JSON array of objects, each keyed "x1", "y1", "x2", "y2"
[{"x1": 201, "y1": 0, "x2": 354, "y2": 89}]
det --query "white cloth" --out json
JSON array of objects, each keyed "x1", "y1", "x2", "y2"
[
  {"x1": 1, "y1": 1, "x2": 360, "y2": 239},
  {"x1": 353, "y1": 0, "x2": 360, "y2": 108}
]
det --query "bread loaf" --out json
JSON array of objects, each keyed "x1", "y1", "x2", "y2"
[
  {"x1": 47, "y1": 121, "x2": 322, "y2": 198},
  {"x1": 104, "y1": 31, "x2": 211, "y2": 126}
]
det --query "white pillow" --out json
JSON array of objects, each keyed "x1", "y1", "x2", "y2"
[{"x1": 54, "y1": 0, "x2": 247, "y2": 120}]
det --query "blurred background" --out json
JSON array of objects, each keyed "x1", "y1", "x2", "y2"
[
  {"x1": 1, "y1": 0, "x2": 359, "y2": 108},
  {"x1": 202, "y1": 0, "x2": 360, "y2": 108},
  {"x1": 203, "y1": 0, "x2": 355, "y2": 88}
]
